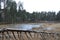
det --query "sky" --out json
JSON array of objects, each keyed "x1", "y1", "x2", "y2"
[{"x1": 10, "y1": 0, "x2": 60, "y2": 13}]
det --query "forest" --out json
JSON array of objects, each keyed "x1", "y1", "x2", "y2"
[{"x1": 0, "y1": 0, "x2": 60, "y2": 23}]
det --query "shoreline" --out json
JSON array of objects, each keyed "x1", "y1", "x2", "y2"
[
  {"x1": 0, "y1": 22, "x2": 60, "y2": 32},
  {"x1": 0, "y1": 21, "x2": 59, "y2": 25}
]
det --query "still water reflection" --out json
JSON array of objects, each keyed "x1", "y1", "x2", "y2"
[{"x1": 0, "y1": 23, "x2": 42, "y2": 30}]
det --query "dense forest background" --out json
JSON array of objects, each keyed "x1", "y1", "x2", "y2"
[{"x1": 0, "y1": 0, "x2": 60, "y2": 24}]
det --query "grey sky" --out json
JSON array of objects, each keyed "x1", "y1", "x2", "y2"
[{"x1": 2, "y1": 0, "x2": 60, "y2": 13}]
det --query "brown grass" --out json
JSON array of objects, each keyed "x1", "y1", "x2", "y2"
[{"x1": 32, "y1": 23, "x2": 60, "y2": 32}]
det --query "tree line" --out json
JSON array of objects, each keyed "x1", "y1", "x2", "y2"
[{"x1": 0, "y1": 0, "x2": 60, "y2": 23}]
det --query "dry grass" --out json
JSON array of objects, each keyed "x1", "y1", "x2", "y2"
[
  {"x1": 0, "y1": 23, "x2": 60, "y2": 40},
  {"x1": 0, "y1": 31, "x2": 60, "y2": 40},
  {"x1": 32, "y1": 23, "x2": 60, "y2": 32}
]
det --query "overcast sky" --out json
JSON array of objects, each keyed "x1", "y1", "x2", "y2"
[{"x1": 14, "y1": 0, "x2": 60, "y2": 13}]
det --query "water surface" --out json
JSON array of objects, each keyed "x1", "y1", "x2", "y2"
[{"x1": 0, "y1": 23, "x2": 43, "y2": 30}]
